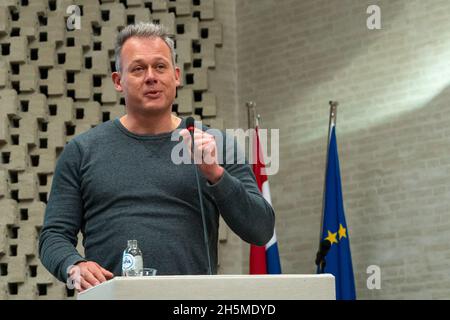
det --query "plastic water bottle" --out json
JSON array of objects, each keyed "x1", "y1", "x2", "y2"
[{"x1": 122, "y1": 240, "x2": 143, "y2": 276}]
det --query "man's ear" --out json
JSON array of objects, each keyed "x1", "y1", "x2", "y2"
[
  {"x1": 112, "y1": 72, "x2": 123, "y2": 92},
  {"x1": 174, "y1": 67, "x2": 181, "y2": 87}
]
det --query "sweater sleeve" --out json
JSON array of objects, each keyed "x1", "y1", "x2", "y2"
[
  {"x1": 38, "y1": 139, "x2": 86, "y2": 283},
  {"x1": 206, "y1": 134, "x2": 275, "y2": 246}
]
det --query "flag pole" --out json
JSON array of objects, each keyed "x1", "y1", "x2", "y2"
[
  {"x1": 246, "y1": 101, "x2": 258, "y2": 129},
  {"x1": 246, "y1": 101, "x2": 262, "y2": 167},
  {"x1": 319, "y1": 101, "x2": 338, "y2": 241}
]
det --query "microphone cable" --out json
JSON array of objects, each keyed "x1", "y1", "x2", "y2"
[{"x1": 187, "y1": 117, "x2": 213, "y2": 275}]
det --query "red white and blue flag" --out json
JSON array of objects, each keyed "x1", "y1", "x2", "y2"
[{"x1": 250, "y1": 127, "x2": 282, "y2": 274}]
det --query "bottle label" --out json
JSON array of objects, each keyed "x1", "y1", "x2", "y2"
[
  {"x1": 122, "y1": 253, "x2": 135, "y2": 271},
  {"x1": 134, "y1": 256, "x2": 143, "y2": 271}
]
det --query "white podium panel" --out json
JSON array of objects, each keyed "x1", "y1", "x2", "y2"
[{"x1": 77, "y1": 274, "x2": 335, "y2": 300}]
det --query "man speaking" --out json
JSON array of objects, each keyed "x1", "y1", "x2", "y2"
[{"x1": 39, "y1": 22, "x2": 275, "y2": 292}]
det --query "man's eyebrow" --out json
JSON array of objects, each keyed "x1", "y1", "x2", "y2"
[
  {"x1": 128, "y1": 57, "x2": 170, "y2": 66},
  {"x1": 153, "y1": 57, "x2": 170, "y2": 63},
  {"x1": 129, "y1": 59, "x2": 146, "y2": 66}
]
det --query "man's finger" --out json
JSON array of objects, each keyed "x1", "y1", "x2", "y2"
[
  {"x1": 193, "y1": 137, "x2": 215, "y2": 148},
  {"x1": 82, "y1": 270, "x2": 100, "y2": 286},
  {"x1": 70, "y1": 274, "x2": 82, "y2": 292},
  {"x1": 200, "y1": 140, "x2": 217, "y2": 152},
  {"x1": 80, "y1": 278, "x2": 93, "y2": 292},
  {"x1": 180, "y1": 131, "x2": 192, "y2": 142},
  {"x1": 201, "y1": 143, "x2": 217, "y2": 164},
  {"x1": 90, "y1": 266, "x2": 107, "y2": 283},
  {"x1": 100, "y1": 267, "x2": 114, "y2": 279},
  {"x1": 179, "y1": 128, "x2": 190, "y2": 137},
  {"x1": 193, "y1": 132, "x2": 209, "y2": 140}
]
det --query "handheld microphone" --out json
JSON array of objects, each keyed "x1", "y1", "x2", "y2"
[
  {"x1": 186, "y1": 117, "x2": 213, "y2": 275},
  {"x1": 315, "y1": 239, "x2": 331, "y2": 273},
  {"x1": 186, "y1": 116, "x2": 195, "y2": 131}
]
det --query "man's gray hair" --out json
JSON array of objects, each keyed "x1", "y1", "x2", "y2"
[{"x1": 114, "y1": 22, "x2": 176, "y2": 73}]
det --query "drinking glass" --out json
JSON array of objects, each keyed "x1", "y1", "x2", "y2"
[{"x1": 140, "y1": 268, "x2": 157, "y2": 276}]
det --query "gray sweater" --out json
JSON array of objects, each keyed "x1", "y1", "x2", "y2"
[{"x1": 38, "y1": 117, "x2": 275, "y2": 282}]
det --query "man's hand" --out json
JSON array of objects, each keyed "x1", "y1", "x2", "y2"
[
  {"x1": 179, "y1": 127, "x2": 224, "y2": 184},
  {"x1": 68, "y1": 261, "x2": 114, "y2": 293}
]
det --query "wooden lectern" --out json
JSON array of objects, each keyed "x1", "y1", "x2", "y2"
[{"x1": 77, "y1": 274, "x2": 335, "y2": 300}]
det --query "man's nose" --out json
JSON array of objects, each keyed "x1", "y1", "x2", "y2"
[{"x1": 144, "y1": 67, "x2": 157, "y2": 84}]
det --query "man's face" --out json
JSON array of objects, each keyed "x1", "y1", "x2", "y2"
[{"x1": 112, "y1": 37, "x2": 180, "y2": 115}]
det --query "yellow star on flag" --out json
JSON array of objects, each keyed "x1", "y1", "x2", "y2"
[
  {"x1": 338, "y1": 224, "x2": 347, "y2": 240},
  {"x1": 325, "y1": 230, "x2": 338, "y2": 245}
]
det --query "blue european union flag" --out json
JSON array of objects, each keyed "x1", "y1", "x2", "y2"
[{"x1": 319, "y1": 126, "x2": 356, "y2": 300}]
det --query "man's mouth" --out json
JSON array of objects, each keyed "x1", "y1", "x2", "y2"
[{"x1": 143, "y1": 90, "x2": 162, "y2": 98}]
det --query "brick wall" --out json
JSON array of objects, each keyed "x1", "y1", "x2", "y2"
[
  {"x1": 2, "y1": 0, "x2": 450, "y2": 300},
  {"x1": 236, "y1": 0, "x2": 450, "y2": 299}
]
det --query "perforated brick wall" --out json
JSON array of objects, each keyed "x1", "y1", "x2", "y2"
[{"x1": 0, "y1": 0, "x2": 225, "y2": 299}]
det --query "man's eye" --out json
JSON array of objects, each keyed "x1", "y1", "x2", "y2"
[
  {"x1": 156, "y1": 64, "x2": 166, "y2": 70},
  {"x1": 133, "y1": 66, "x2": 144, "y2": 72}
]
